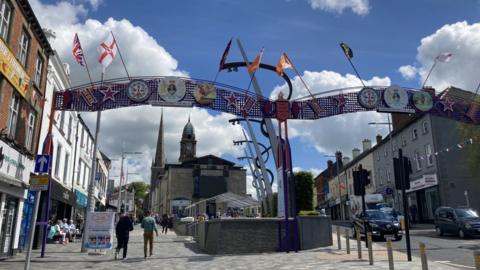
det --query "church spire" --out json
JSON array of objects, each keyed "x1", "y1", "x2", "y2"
[{"x1": 154, "y1": 110, "x2": 165, "y2": 168}]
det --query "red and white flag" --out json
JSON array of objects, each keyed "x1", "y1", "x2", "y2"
[
  {"x1": 435, "y1": 52, "x2": 453, "y2": 62},
  {"x1": 72, "y1": 33, "x2": 86, "y2": 66},
  {"x1": 98, "y1": 32, "x2": 117, "y2": 71},
  {"x1": 247, "y1": 48, "x2": 264, "y2": 73}
]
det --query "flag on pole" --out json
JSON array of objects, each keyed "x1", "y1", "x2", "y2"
[
  {"x1": 98, "y1": 32, "x2": 117, "y2": 71},
  {"x1": 72, "y1": 33, "x2": 86, "y2": 66},
  {"x1": 247, "y1": 48, "x2": 264, "y2": 73},
  {"x1": 340, "y1": 42, "x2": 353, "y2": 59},
  {"x1": 435, "y1": 52, "x2": 453, "y2": 62},
  {"x1": 276, "y1": 53, "x2": 293, "y2": 76},
  {"x1": 219, "y1": 38, "x2": 232, "y2": 71}
]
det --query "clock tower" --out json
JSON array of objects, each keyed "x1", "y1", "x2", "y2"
[{"x1": 179, "y1": 117, "x2": 196, "y2": 162}]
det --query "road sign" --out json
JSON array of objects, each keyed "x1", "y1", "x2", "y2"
[
  {"x1": 34, "y1": 155, "x2": 50, "y2": 173},
  {"x1": 29, "y1": 175, "x2": 49, "y2": 191}
]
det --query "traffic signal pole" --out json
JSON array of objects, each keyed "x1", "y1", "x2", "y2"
[{"x1": 398, "y1": 149, "x2": 412, "y2": 261}]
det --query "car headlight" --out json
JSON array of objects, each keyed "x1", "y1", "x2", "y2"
[
  {"x1": 394, "y1": 222, "x2": 400, "y2": 228},
  {"x1": 465, "y1": 223, "x2": 472, "y2": 229},
  {"x1": 369, "y1": 223, "x2": 379, "y2": 228}
]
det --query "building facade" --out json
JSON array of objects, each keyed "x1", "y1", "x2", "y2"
[{"x1": 0, "y1": 0, "x2": 52, "y2": 257}]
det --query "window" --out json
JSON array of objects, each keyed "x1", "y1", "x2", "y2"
[
  {"x1": 401, "y1": 135, "x2": 406, "y2": 146},
  {"x1": 59, "y1": 111, "x2": 65, "y2": 132},
  {"x1": 377, "y1": 153, "x2": 380, "y2": 161},
  {"x1": 415, "y1": 151, "x2": 422, "y2": 171},
  {"x1": 63, "y1": 152, "x2": 69, "y2": 184},
  {"x1": 80, "y1": 127, "x2": 84, "y2": 146},
  {"x1": 412, "y1": 128, "x2": 418, "y2": 140},
  {"x1": 422, "y1": 121, "x2": 429, "y2": 134},
  {"x1": 54, "y1": 145, "x2": 62, "y2": 177},
  {"x1": 7, "y1": 93, "x2": 20, "y2": 138},
  {"x1": 384, "y1": 147, "x2": 388, "y2": 157},
  {"x1": 25, "y1": 112, "x2": 36, "y2": 150},
  {"x1": 0, "y1": 0, "x2": 12, "y2": 41},
  {"x1": 34, "y1": 56, "x2": 44, "y2": 86},
  {"x1": 77, "y1": 161, "x2": 82, "y2": 185},
  {"x1": 67, "y1": 115, "x2": 73, "y2": 142},
  {"x1": 387, "y1": 170, "x2": 391, "y2": 183},
  {"x1": 83, "y1": 166, "x2": 88, "y2": 189},
  {"x1": 425, "y1": 144, "x2": 433, "y2": 166},
  {"x1": 18, "y1": 30, "x2": 30, "y2": 66}
]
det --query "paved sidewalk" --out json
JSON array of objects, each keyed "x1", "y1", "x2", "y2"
[{"x1": 1, "y1": 225, "x2": 459, "y2": 270}]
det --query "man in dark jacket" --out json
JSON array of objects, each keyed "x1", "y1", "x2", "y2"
[{"x1": 115, "y1": 214, "x2": 134, "y2": 260}]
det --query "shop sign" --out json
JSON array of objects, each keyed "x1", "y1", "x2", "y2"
[
  {"x1": 0, "y1": 140, "x2": 32, "y2": 184},
  {"x1": 75, "y1": 189, "x2": 88, "y2": 207},
  {"x1": 29, "y1": 175, "x2": 49, "y2": 191},
  {"x1": 407, "y1": 174, "x2": 438, "y2": 193},
  {"x1": 0, "y1": 38, "x2": 30, "y2": 97}
]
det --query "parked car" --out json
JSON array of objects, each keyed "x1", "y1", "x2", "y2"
[
  {"x1": 434, "y1": 207, "x2": 480, "y2": 238},
  {"x1": 352, "y1": 210, "x2": 402, "y2": 241}
]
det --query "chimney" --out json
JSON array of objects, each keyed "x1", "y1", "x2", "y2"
[
  {"x1": 335, "y1": 151, "x2": 343, "y2": 169},
  {"x1": 352, "y1": 148, "x2": 361, "y2": 159},
  {"x1": 376, "y1": 134, "x2": 383, "y2": 145},
  {"x1": 362, "y1": 139, "x2": 372, "y2": 152},
  {"x1": 43, "y1": 28, "x2": 56, "y2": 44},
  {"x1": 342, "y1": 157, "x2": 350, "y2": 166},
  {"x1": 327, "y1": 160, "x2": 334, "y2": 175}
]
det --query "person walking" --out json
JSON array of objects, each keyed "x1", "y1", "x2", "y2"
[
  {"x1": 115, "y1": 213, "x2": 134, "y2": 260},
  {"x1": 161, "y1": 213, "x2": 169, "y2": 234},
  {"x1": 141, "y1": 210, "x2": 158, "y2": 258}
]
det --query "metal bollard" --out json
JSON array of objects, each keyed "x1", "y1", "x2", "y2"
[
  {"x1": 367, "y1": 232, "x2": 373, "y2": 265},
  {"x1": 345, "y1": 228, "x2": 350, "y2": 254},
  {"x1": 420, "y1": 242, "x2": 428, "y2": 270},
  {"x1": 386, "y1": 238, "x2": 394, "y2": 270},
  {"x1": 337, "y1": 226, "x2": 342, "y2": 250},
  {"x1": 473, "y1": 250, "x2": 480, "y2": 270},
  {"x1": 356, "y1": 228, "x2": 362, "y2": 259}
]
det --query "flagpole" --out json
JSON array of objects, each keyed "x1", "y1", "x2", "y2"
[
  {"x1": 110, "y1": 31, "x2": 131, "y2": 80},
  {"x1": 421, "y1": 60, "x2": 437, "y2": 89},
  {"x1": 346, "y1": 58, "x2": 366, "y2": 88}
]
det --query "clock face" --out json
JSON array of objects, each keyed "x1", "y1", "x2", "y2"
[{"x1": 357, "y1": 87, "x2": 379, "y2": 109}]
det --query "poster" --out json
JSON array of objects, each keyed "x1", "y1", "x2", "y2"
[
  {"x1": 84, "y1": 212, "x2": 115, "y2": 249},
  {"x1": 277, "y1": 167, "x2": 285, "y2": 217}
]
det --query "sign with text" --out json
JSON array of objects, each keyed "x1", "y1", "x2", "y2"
[
  {"x1": 84, "y1": 212, "x2": 114, "y2": 250},
  {"x1": 0, "y1": 38, "x2": 30, "y2": 97},
  {"x1": 29, "y1": 175, "x2": 49, "y2": 191}
]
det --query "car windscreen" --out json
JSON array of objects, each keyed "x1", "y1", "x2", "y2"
[
  {"x1": 367, "y1": 211, "x2": 394, "y2": 220},
  {"x1": 455, "y1": 209, "x2": 479, "y2": 218}
]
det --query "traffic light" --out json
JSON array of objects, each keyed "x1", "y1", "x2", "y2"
[
  {"x1": 353, "y1": 168, "x2": 370, "y2": 196},
  {"x1": 394, "y1": 156, "x2": 411, "y2": 190}
]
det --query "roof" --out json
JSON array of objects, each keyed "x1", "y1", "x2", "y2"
[
  {"x1": 182, "y1": 118, "x2": 195, "y2": 139},
  {"x1": 186, "y1": 192, "x2": 259, "y2": 209}
]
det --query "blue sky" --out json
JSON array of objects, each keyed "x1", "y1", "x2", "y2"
[{"x1": 34, "y1": 0, "x2": 480, "y2": 189}]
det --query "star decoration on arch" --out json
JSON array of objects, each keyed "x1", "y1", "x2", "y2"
[
  {"x1": 224, "y1": 92, "x2": 238, "y2": 108},
  {"x1": 333, "y1": 94, "x2": 347, "y2": 110},
  {"x1": 440, "y1": 97, "x2": 454, "y2": 112},
  {"x1": 100, "y1": 86, "x2": 120, "y2": 102}
]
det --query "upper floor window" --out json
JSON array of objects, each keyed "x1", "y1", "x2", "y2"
[
  {"x1": 387, "y1": 170, "x2": 391, "y2": 183},
  {"x1": 34, "y1": 55, "x2": 44, "y2": 86},
  {"x1": 7, "y1": 93, "x2": 20, "y2": 138},
  {"x1": 59, "y1": 111, "x2": 65, "y2": 132},
  {"x1": 19, "y1": 30, "x2": 30, "y2": 66},
  {"x1": 415, "y1": 150, "x2": 422, "y2": 171},
  {"x1": 425, "y1": 144, "x2": 434, "y2": 166},
  {"x1": 0, "y1": 0, "x2": 12, "y2": 41},
  {"x1": 54, "y1": 144, "x2": 62, "y2": 178},
  {"x1": 67, "y1": 115, "x2": 73, "y2": 142},
  {"x1": 401, "y1": 135, "x2": 406, "y2": 146},
  {"x1": 412, "y1": 128, "x2": 418, "y2": 140},
  {"x1": 25, "y1": 112, "x2": 36, "y2": 150},
  {"x1": 63, "y1": 152, "x2": 70, "y2": 184},
  {"x1": 384, "y1": 146, "x2": 388, "y2": 157},
  {"x1": 422, "y1": 121, "x2": 429, "y2": 134}
]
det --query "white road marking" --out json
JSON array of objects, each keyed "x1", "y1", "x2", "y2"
[{"x1": 435, "y1": 260, "x2": 475, "y2": 269}]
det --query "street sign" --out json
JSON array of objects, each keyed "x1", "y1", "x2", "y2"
[
  {"x1": 34, "y1": 155, "x2": 50, "y2": 173},
  {"x1": 29, "y1": 175, "x2": 49, "y2": 191}
]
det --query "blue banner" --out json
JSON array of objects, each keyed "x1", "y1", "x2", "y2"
[{"x1": 75, "y1": 189, "x2": 87, "y2": 207}]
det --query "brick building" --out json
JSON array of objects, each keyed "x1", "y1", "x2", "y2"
[{"x1": 0, "y1": 0, "x2": 52, "y2": 258}]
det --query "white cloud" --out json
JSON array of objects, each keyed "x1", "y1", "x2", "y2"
[
  {"x1": 403, "y1": 21, "x2": 480, "y2": 92},
  {"x1": 272, "y1": 70, "x2": 391, "y2": 157},
  {"x1": 31, "y1": 1, "x2": 243, "y2": 184},
  {"x1": 398, "y1": 65, "x2": 417, "y2": 80},
  {"x1": 308, "y1": 0, "x2": 370, "y2": 15},
  {"x1": 293, "y1": 167, "x2": 321, "y2": 177}
]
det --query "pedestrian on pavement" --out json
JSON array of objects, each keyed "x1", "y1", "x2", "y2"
[
  {"x1": 161, "y1": 213, "x2": 169, "y2": 234},
  {"x1": 141, "y1": 210, "x2": 158, "y2": 258},
  {"x1": 115, "y1": 213, "x2": 134, "y2": 260},
  {"x1": 409, "y1": 204, "x2": 417, "y2": 224}
]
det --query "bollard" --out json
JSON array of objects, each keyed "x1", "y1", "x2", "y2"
[
  {"x1": 345, "y1": 228, "x2": 350, "y2": 254},
  {"x1": 400, "y1": 217, "x2": 405, "y2": 231},
  {"x1": 337, "y1": 226, "x2": 342, "y2": 250},
  {"x1": 473, "y1": 250, "x2": 480, "y2": 270},
  {"x1": 356, "y1": 228, "x2": 362, "y2": 259},
  {"x1": 386, "y1": 238, "x2": 394, "y2": 270},
  {"x1": 420, "y1": 242, "x2": 428, "y2": 270},
  {"x1": 367, "y1": 232, "x2": 373, "y2": 265}
]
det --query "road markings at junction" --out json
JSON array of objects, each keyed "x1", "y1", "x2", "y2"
[{"x1": 435, "y1": 260, "x2": 475, "y2": 269}]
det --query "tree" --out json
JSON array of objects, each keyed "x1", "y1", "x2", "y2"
[
  {"x1": 128, "y1": 181, "x2": 149, "y2": 200},
  {"x1": 293, "y1": 171, "x2": 314, "y2": 214}
]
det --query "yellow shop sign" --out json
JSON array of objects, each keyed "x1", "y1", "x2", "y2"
[{"x1": 0, "y1": 38, "x2": 30, "y2": 97}]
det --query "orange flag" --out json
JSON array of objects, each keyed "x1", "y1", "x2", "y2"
[
  {"x1": 247, "y1": 48, "x2": 264, "y2": 73},
  {"x1": 276, "y1": 53, "x2": 293, "y2": 76}
]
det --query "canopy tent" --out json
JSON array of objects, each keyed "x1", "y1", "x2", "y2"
[{"x1": 185, "y1": 192, "x2": 259, "y2": 211}]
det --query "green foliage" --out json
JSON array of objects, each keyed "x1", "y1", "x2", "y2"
[
  {"x1": 458, "y1": 96, "x2": 480, "y2": 175},
  {"x1": 298, "y1": 210, "x2": 320, "y2": 216},
  {"x1": 294, "y1": 171, "x2": 314, "y2": 214},
  {"x1": 129, "y1": 181, "x2": 149, "y2": 200}
]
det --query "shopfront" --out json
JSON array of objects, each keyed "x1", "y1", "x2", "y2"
[
  {"x1": 74, "y1": 189, "x2": 87, "y2": 225},
  {"x1": 50, "y1": 181, "x2": 75, "y2": 222},
  {"x1": 0, "y1": 140, "x2": 32, "y2": 257},
  {"x1": 406, "y1": 174, "x2": 440, "y2": 222}
]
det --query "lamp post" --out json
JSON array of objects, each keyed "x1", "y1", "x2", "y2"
[
  {"x1": 117, "y1": 148, "x2": 142, "y2": 215},
  {"x1": 368, "y1": 114, "x2": 397, "y2": 209}
]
